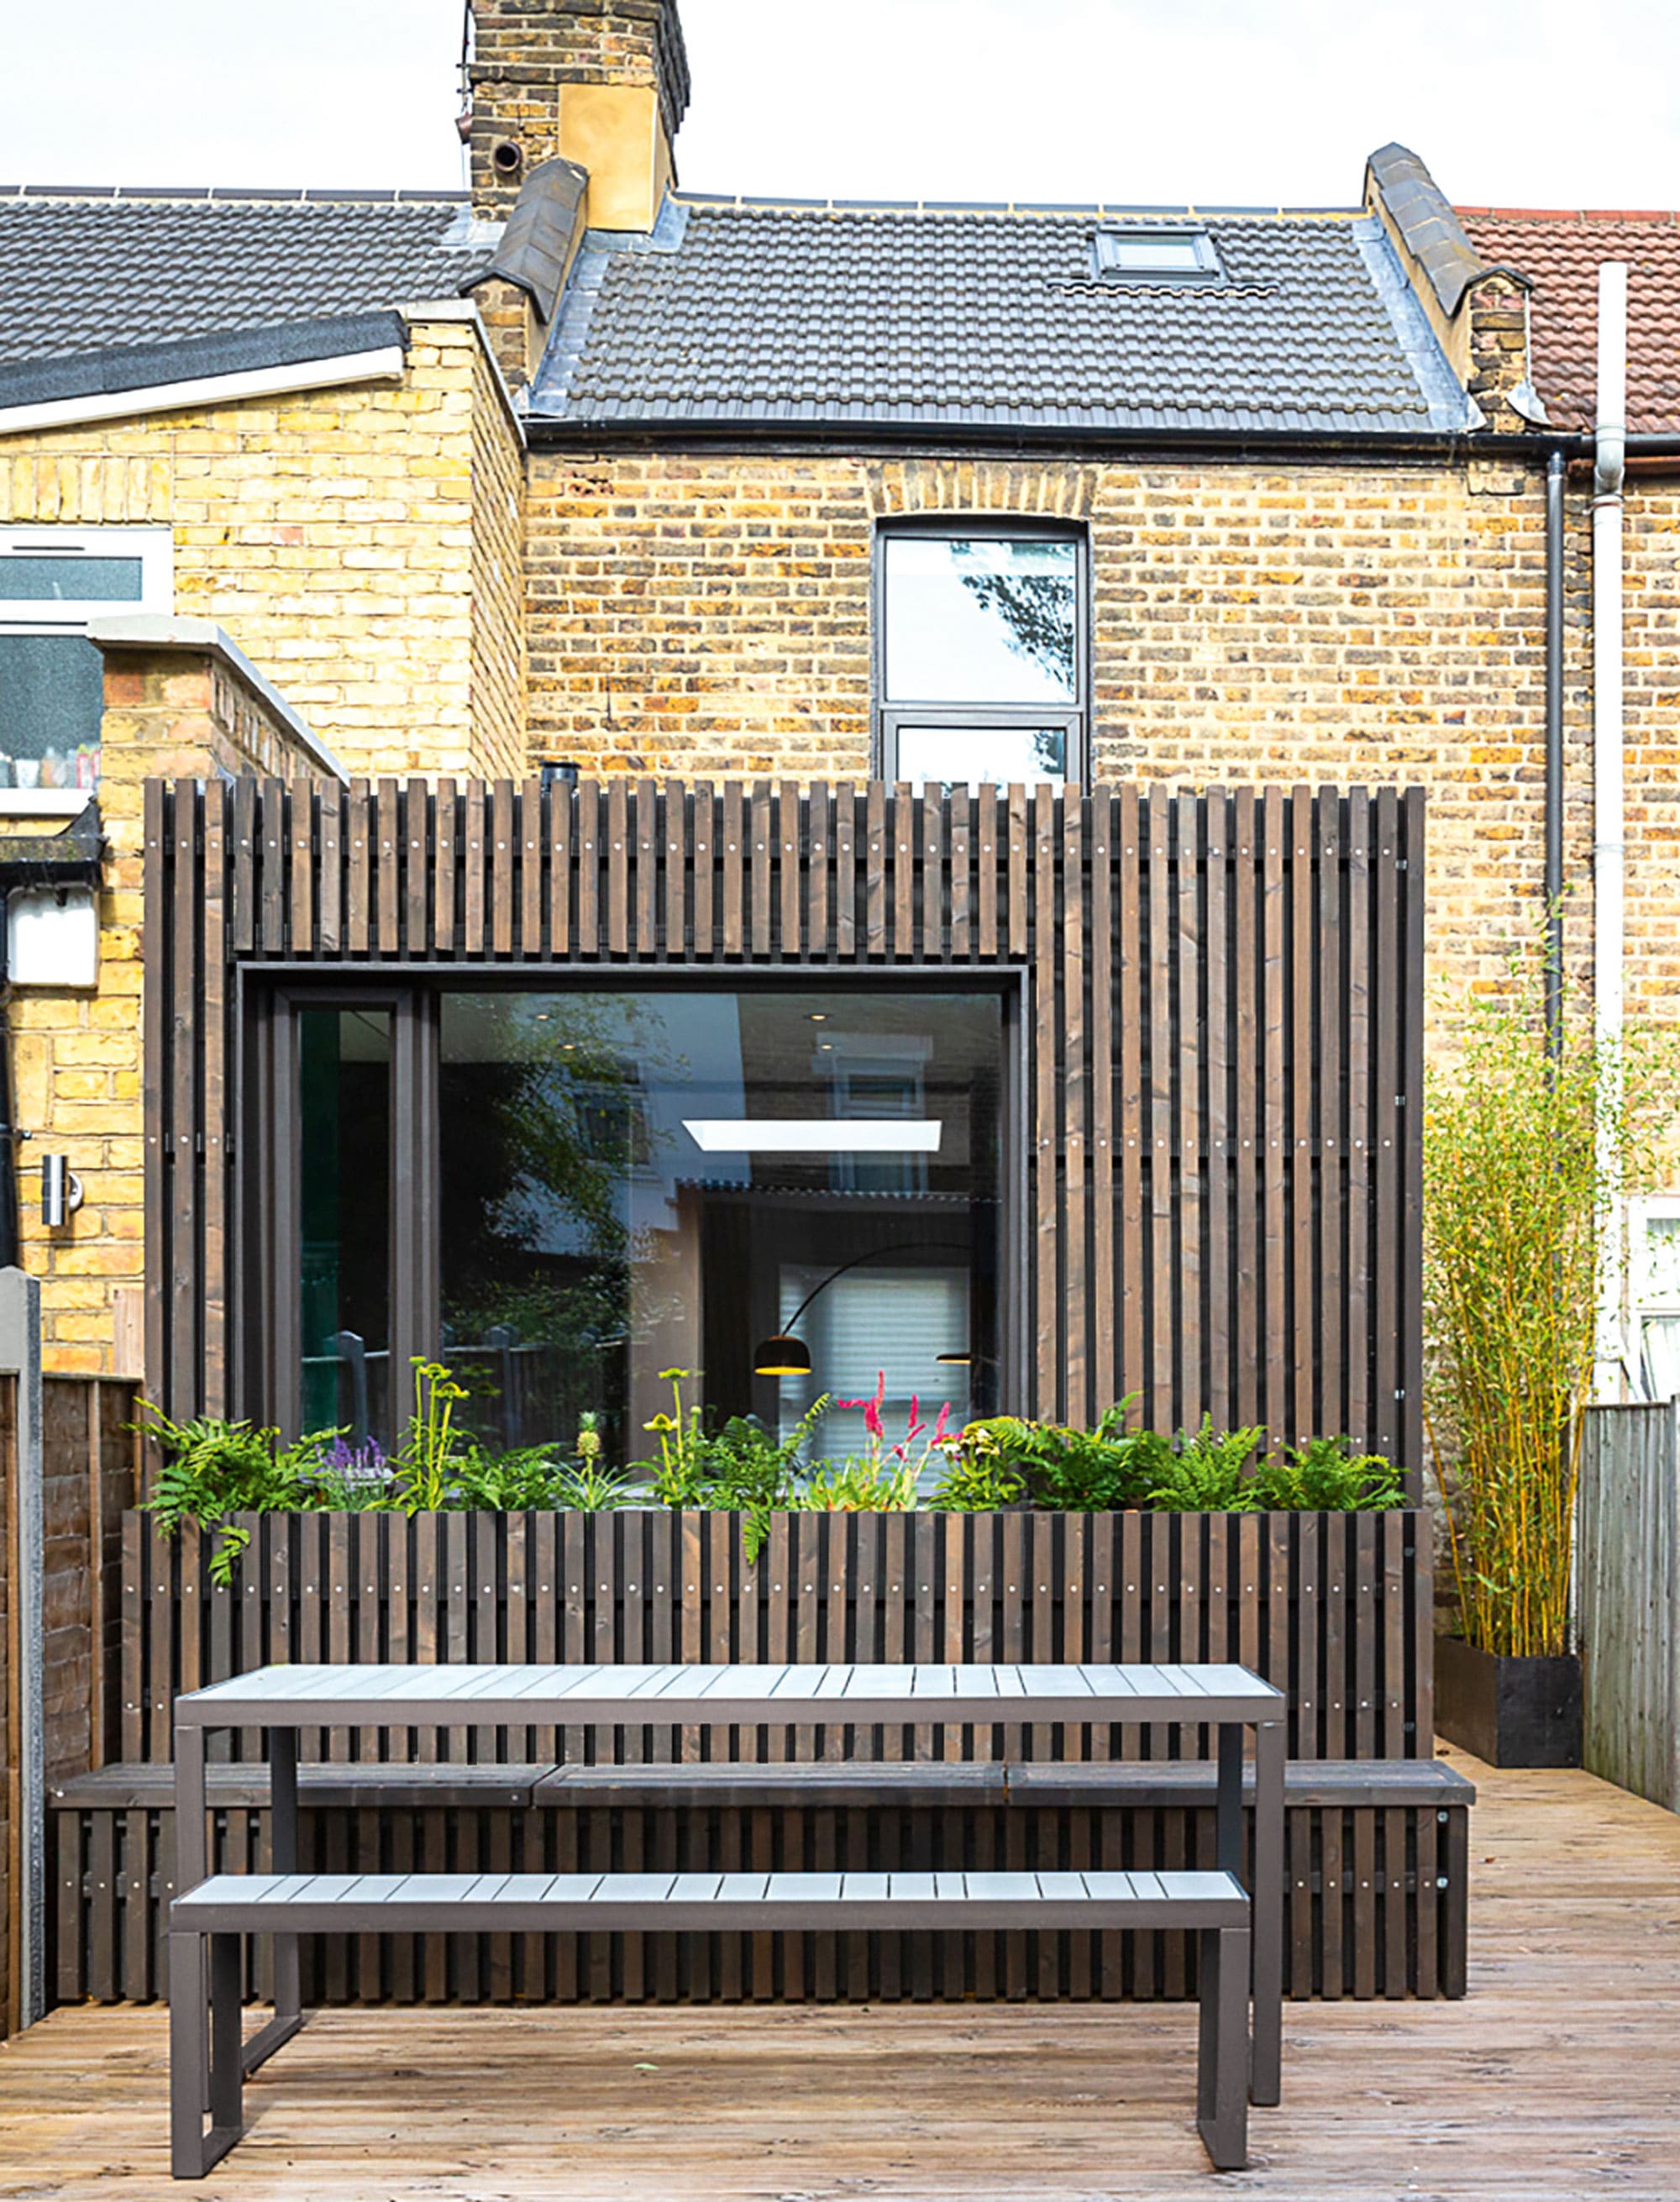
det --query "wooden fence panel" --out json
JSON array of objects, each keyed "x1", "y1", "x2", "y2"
[
  {"x1": 143, "y1": 778, "x2": 1425, "y2": 1476},
  {"x1": 1580, "y1": 1402, "x2": 1680, "y2": 1811}
]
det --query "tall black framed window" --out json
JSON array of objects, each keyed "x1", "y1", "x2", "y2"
[
  {"x1": 254, "y1": 975, "x2": 1021, "y2": 1464},
  {"x1": 875, "y1": 521, "x2": 1087, "y2": 786}
]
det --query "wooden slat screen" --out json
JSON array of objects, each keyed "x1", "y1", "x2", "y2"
[{"x1": 144, "y1": 779, "x2": 1425, "y2": 1466}]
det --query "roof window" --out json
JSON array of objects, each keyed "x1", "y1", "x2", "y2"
[{"x1": 1093, "y1": 229, "x2": 1223, "y2": 281}]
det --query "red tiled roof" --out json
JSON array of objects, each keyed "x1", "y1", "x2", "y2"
[{"x1": 1457, "y1": 208, "x2": 1680, "y2": 433}]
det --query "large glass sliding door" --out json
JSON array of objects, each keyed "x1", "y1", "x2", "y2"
[{"x1": 270, "y1": 980, "x2": 1013, "y2": 1471}]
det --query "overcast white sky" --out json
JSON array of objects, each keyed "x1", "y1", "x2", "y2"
[{"x1": 4, "y1": 0, "x2": 1677, "y2": 210}]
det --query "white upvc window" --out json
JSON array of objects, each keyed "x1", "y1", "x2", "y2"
[
  {"x1": 0, "y1": 526, "x2": 174, "y2": 813},
  {"x1": 1630, "y1": 1196, "x2": 1680, "y2": 1401}
]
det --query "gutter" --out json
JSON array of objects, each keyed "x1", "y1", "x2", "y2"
[
  {"x1": 522, "y1": 416, "x2": 1680, "y2": 465},
  {"x1": 1592, "y1": 264, "x2": 1629, "y2": 1400}
]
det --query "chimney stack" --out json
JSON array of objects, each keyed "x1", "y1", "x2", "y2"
[{"x1": 465, "y1": 0, "x2": 690, "y2": 229}]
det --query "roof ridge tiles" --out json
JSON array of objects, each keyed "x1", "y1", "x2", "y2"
[
  {"x1": 0, "y1": 183, "x2": 468, "y2": 204},
  {"x1": 1457, "y1": 204, "x2": 1680, "y2": 225},
  {"x1": 669, "y1": 191, "x2": 1363, "y2": 222}
]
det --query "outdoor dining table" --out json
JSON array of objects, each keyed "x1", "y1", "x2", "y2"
[{"x1": 173, "y1": 1659, "x2": 1287, "y2": 2103}]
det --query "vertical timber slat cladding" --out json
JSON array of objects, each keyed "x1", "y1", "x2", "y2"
[
  {"x1": 522, "y1": 776, "x2": 545, "y2": 960},
  {"x1": 1400, "y1": 788, "x2": 1428, "y2": 1478},
  {"x1": 1089, "y1": 790, "x2": 1116, "y2": 1410},
  {"x1": 141, "y1": 780, "x2": 1422, "y2": 1480},
  {"x1": 408, "y1": 779, "x2": 432, "y2": 959},
  {"x1": 200, "y1": 788, "x2": 230, "y2": 1420},
  {"x1": 1203, "y1": 793, "x2": 1231, "y2": 1433}
]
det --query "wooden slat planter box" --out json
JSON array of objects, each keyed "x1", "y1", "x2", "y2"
[
  {"x1": 45, "y1": 1506, "x2": 1462, "y2": 2009},
  {"x1": 118, "y1": 1507, "x2": 1434, "y2": 1767}
]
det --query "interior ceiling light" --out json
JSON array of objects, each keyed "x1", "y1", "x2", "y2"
[{"x1": 684, "y1": 1119, "x2": 942, "y2": 1154}]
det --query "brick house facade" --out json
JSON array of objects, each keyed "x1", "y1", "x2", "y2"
[{"x1": 0, "y1": 0, "x2": 1674, "y2": 1400}]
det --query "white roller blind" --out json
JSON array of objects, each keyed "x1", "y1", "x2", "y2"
[{"x1": 778, "y1": 1264, "x2": 970, "y2": 1463}]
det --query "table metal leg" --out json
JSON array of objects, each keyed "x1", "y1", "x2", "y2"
[
  {"x1": 173, "y1": 1724, "x2": 207, "y2": 1893},
  {"x1": 242, "y1": 1725, "x2": 305, "y2": 2074},
  {"x1": 1215, "y1": 1723, "x2": 1243, "y2": 1875},
  {"x1": 1250, "y1": 1716, "x2": 1284, "y2": 2105}
]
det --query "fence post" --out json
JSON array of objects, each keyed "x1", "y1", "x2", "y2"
[{"x1": 0, "y1": 1268, "x2": 43, "y2": 2028}]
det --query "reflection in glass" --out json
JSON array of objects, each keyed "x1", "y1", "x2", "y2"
[
  {"x1": 895, "y1": 723, "x2": 1067, "y2": 788},
  {"x1": 884, "y1": 535, "x2": 1077, "y2": 704},
  {"x1": 435, "y1": 989, "x2": 1004, "y2": 1469},
  {"x1": 0, "y1": 633, "x2": 104, "y2": 785},
  {"x1": 298, "y1": 1009, "x2": 392, "y2": 1444},
  {"x1": 0, "y1": 554, "x2": 144, "y2": 600}
]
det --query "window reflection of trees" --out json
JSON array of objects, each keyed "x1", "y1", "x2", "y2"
[
  {"x1": 954, "y1": 552, "x2": 1075, "y2": 698},
  {"x1": 441, "y1": 997, "x2": 685, "y2": 1450}
]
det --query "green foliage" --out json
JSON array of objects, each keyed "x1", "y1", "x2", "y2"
[
  {"x1": 798, "y1": 1453, "x2": 920, "y2": 1513},
  {"x1": 136, "y1": 1404, "x2": 339, "y2": 1584},
  {"x1": 1142, "y1": 1418, "x2": 1267, "y2": 1511},
  {"x1": 965, "y1": 1395, "x2": 1151, "y2": 1510},
  {"x1": 1425, "y1": 933, "x2": 1680, "y2": 1656},
  {"x1": 392, "y1": 1359, "x2": 470, "y2": 1516},
  {"x1": 1253, "y1": 1437, "x2": 1403, "y2": 1512},
  {"x1": 925, "y1": 1422, "x2": 1026, "y2": 1511},
  {"x1": 446, "y1": 1444, "x2": 566, "y2": 1511},
  {"x1": 632, "y1": 1370, "x2": 831, "y2": 1555}
]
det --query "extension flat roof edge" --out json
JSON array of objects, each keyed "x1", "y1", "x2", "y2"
[{"x1": 0, "y1": 310, "x2": 407, "y2": 409}]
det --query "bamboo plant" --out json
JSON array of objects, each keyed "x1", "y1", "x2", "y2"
[{"x1": 1424, "y1": 935, "x2": 1677, "y2": 1658}]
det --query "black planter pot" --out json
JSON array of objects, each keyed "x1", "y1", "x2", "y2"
[{"x1": 1435, "y1": 1632, "x2": 1583, "y2": 1768}]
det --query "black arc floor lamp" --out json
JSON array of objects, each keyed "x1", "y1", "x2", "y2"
[{"x1": 753, "y1": 1239, "x2": 971, "y2": 1378}]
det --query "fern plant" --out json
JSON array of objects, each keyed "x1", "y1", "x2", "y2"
[
  {"x1": 1142, "y1": 1418, "x2": 1267, "y2": 1511},
  {"x1": 1253, "y1": 1437, "x2": 1402, "y2": 1511},
  {"x1": 137, "y1": 1404, "x2": 337, "y2": 1584}
]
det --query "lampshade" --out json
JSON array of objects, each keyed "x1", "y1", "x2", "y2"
[{"x1": 753, "y1": 1332, "x2": 812, "y2": 1378}]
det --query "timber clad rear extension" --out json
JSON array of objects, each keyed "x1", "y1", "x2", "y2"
[{"x1": 144, "y1": 776, "x2": 1424, "y2": 1473}]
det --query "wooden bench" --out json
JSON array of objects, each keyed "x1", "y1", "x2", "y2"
[
  {"x1": 54, "y1": 1753, "x2": 1473, "y2": 2005},
  {"x1": 169, "y1": 1866, "x2": 1252, "y2": 2178}
]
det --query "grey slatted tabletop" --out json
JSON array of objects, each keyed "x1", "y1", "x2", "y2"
[
  {"x1": 173, "y1": 1659, "x2": 1283, "y2": 1726},
  {"x1": 172, "y1": 1660, "x2": 1285, "y2": 2103}
]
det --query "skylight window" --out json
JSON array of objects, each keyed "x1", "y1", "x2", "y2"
[{"x1": 1093, "y1": 229, "x2": 1223, "y2": 281}]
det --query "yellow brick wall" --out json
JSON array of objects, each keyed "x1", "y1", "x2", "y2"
[
  {"x1": 1, "y1": 316, "x2": 525, "y2": 780},
  {"x1": 470, "y1": 334, "x2": 529, "y2": 773},
  {"x1": 4, "y1": 645, "x2": 331, "y2": 1371},
  {"x1": 0, "y1": 316, "x2": 527, "y2": 1371},
  {"x1": 1623, "y1": 483, "x2": 1680, "y2": 1028},
  {"x1": 524, "y1": 447, "x2": 1606, "y2": 1027}
]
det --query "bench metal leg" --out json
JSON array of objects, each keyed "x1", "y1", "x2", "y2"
[
  {"x1": 170, "y1": 1929, "x2": 244, "y2": 2178},
  {"x1": 1196, "y1": 1924, "x2": 1250, "y2": 2173}
]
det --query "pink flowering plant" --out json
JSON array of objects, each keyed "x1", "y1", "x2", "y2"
[{"x1": 801, "y1": 1372, "x2": 953, "y2": 1512}]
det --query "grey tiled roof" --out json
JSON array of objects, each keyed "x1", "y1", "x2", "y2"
[
  {"x1": 0, "y1": 189, "x2": 497, "y2": 365},
  {"x1": 533, "y1": 198, "x2": 1472, "y2": 435}
]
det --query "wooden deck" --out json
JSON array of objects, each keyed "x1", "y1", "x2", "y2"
[{"x1": 3, "y1": 1744, "x2": 1678, "y2": 2199}]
